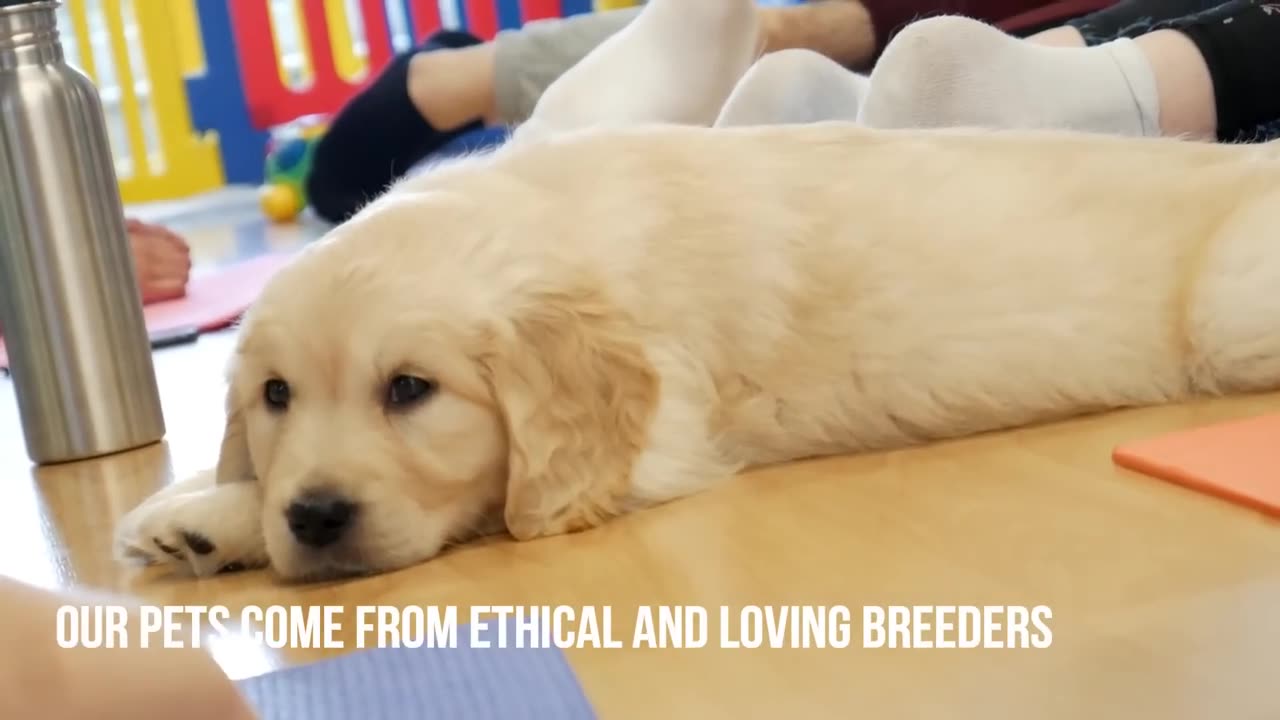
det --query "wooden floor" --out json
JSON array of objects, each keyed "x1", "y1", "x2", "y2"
[{"x1": 2, "y1": 199, "x2": 1279, "y2": 718}]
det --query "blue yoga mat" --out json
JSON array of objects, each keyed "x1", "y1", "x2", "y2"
[{"x1": 237, "y1": 624, "x2": 596, "y2": 720}]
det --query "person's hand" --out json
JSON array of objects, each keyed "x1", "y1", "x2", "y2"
[
  {"x1": 0, "y1": 577, "x2": 258, "y2": 720},
  {"x1": 126, "y1": 218, "x2": 192, "y2": 304}
]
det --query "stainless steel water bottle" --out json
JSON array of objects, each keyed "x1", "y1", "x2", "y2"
[{"x1": 0, "y1": 0, "x2": 165, "y2": 464}]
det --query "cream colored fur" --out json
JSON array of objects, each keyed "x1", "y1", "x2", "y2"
[{"x1": 114, "y1": 0, "x2": 1280, "y2": 581}]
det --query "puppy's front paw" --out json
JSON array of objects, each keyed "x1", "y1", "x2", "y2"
[{"x1": 115, "y1": 476, "x2": 269, "y2": 577}]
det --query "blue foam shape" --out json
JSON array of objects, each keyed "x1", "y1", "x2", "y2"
[
  {"x1": 187, "y1": 0, "x2": 270, "y2": 185},
  {"x1": 496, "y1": 0, "x2": 523, "y2": 30},
  {"x1": 236, "y1": 624, "x2": 596, "y2": 720},
  {"x1": 560, "y1": 0, "x2": 594, "y2": 17}
]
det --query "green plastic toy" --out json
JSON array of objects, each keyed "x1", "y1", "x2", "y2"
[{"x1": 260, "y1": 116, "x2": 327, "y2": 223}]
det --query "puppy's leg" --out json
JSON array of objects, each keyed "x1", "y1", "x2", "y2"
[
  {"x1": 1187, "y1": 189, "x2": 1280, "y2": 393},
  {"x1": 113, "y1": 471, "x2": 215, "y2": 563},
  {"x1": 115, "y1": 473, "x2": 268, "y2": 577},
  {"x1": 715, "y1": 49, "x2": 869, "y2": 127},
  {"x1": 514, "y1": 0, "x2": 760, "y2": 141},
  {"x1": 118, "y1": 470, "x2": 216, "y2": 520}
]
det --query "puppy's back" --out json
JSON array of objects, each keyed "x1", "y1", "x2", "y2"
[{"x1": 420, "y1": 126, "x2": 1280, "y2": 459}]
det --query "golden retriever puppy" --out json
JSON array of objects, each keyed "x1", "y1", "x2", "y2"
[
  {"x1": 114, "y1": 0, "x2": 1280, "y2": 581},
  {"x1": 115, "y1": 120, "x2": 1280, "y2": 580}
]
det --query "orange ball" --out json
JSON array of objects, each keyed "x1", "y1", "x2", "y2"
[{"x1": 259, "y1": 184, "x2": 303, "y2": 223}]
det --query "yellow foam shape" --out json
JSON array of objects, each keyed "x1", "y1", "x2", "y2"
[
  {"x1": 170, "y1": 0, "x2": 206, "y2": 75},
  {"x1": 325, "y1": 0, "x2": 368, "y2": 82},
  {"x1": 94, "y1": 0, "x2": 224, "y2": 202}
]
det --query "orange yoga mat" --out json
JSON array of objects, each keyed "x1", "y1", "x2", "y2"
[
  {"x1": 1113, "y1": 412, "x2": 1280, "y2": 518},
  {"x1": 0, "y1": 252, "x2": 295, "y2": 371}
]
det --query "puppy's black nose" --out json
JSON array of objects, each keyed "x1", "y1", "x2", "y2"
[{"x1": 286, "y1": 491, "x2": 357, "y2": 548}]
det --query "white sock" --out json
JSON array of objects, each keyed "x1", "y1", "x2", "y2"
[
  {"x1": 716, "y1": 49, "x2": 870, "y2": 127},
  {"x1": 516, "y1": 0, "x2": 760, "y2": 142},
  {"x1": 858, "y1": 16, "x2": 1160, "y2": 136}
]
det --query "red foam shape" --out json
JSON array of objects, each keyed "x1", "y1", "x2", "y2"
[
  {"x1": 406, "y1": 0, "x2": 444, "y2": 40},
  {"x1": 520, "y1": 0, "x2": 561, "y2": 22},
  {"x1": 230, "y1": 0, "x2": 394, "y2": 129},
  {"x1": 358, "y1": 0, "x2": 394, "y2": 65},
  {"x1": 463, "y1": 0, "x2": 499, "y2": 39}
]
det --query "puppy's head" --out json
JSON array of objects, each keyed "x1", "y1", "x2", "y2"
[{"x1": 216, "y1": 192, "x2": 658, "y2": 580}]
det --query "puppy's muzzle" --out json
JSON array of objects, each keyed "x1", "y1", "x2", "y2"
[{"x1": 286, "y1": 489, "x2": 359, "y2": 548}]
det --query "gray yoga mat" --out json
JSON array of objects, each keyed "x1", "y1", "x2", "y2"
[{"x1": 237, "y1": 623, "x2": 596, "y2": 720}]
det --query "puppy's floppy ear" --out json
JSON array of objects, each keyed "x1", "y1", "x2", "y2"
[
  {"x1": 215, "y1": 374, "x2": 255, "y2": 486},
  {"x1": 480, "y1": 283, "x2": 659, "y2": 541}
]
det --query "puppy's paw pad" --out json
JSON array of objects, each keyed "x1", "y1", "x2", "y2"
[
  {"x1": 114, "y1": 474, "x2": 218, "y2": 567},
  {"x1": 114, "y1": 506, "x2": 188, "y2": 567},
  {"x1": 180, "y1": 530, "x2": 216, "y2": 556},
  {"x1": 114, "y1": 481, "x2": 268, "y2": 577},
  {"x1": 116, "y1": 539, "x2": 163, "y2": 566},
  {"x1": 153, "y1": 536, "x2": 186, "y2": 560},
  {"x1": 169, "y1": 485, "x2": 268, "y2": 577}
]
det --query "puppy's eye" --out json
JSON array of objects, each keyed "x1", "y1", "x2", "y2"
[
  {"x1": 263, "y1": 379, "x2": 290, "y2": 411},
  {"x1": 386, "y1": 375, "x2": 436, "y2": 409}
]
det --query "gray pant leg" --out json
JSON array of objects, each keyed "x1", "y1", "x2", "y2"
[{"x1": 492, "y1": 8, "x2": 642, "y2": 124}]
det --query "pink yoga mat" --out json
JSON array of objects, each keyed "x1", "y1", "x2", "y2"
[{"x1": 0, "y1": 252, "x2": 295, "y2": 370}]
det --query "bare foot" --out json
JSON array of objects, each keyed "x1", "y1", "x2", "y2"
[{"x1": 126, "y1": 218, "x2": 191, "y2": 304}]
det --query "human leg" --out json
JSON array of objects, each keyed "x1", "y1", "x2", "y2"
[
  {"x1": 856, "y1": 0, "x2": 1079, "y2": 61},
  {"x1": 1028, "y1": 0, "x2": 1249, "y2": 138},
  {"x1": 488, "y1": 7, "x2": 643, "y2": 126},
  {"x1": 1046, "y1": 0, "x2": 1227, "y2": 46},
  {"x1": 714, "y1": 49, "x2": 870, "y2": 127},
  {"x1": 306, "y1": 30, "x2": 485, "y2": 223},
  {"x1": 512, "y1": 0, "x2": 760, "y2": 140},
  {"x1": 858, "y1": 16, "x2": 1161, "y2": 136},
  {"x1": 484, "y1": 0, "x2": 879, "y2": 127},
  {"x1": 716, "y1": 0, "x2": 1149, "y2": 130},
  {"x1": 307, "y1": 2, "x2": 885, "y2": 222},
  {"x1": 859, "y1": 1, "x2": 1280, "y2": 142},
  {"x1": 1067, "y1": 0, "x2": 1280, "y2": 142}
]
